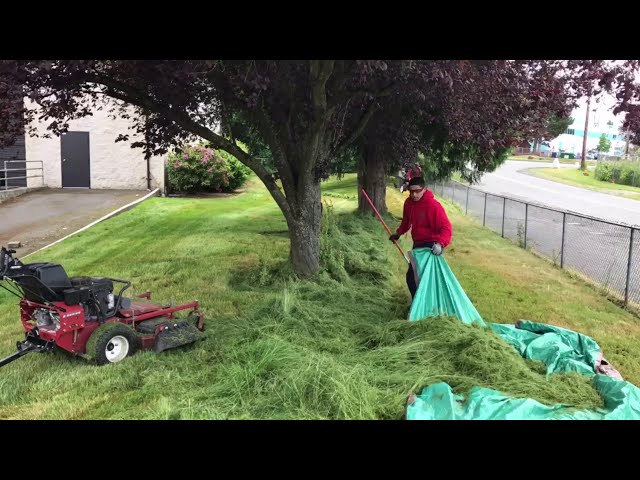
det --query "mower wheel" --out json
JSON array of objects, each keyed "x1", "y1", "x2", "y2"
[{"x1": 86, "y1": 323, "x2": 138, "y2": 365}]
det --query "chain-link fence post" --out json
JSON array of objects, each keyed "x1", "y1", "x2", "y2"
[
  {"x1": 524, "y1": 203, "x2": 529, "y2": 249},
  {"x1": 625, "y1": 228, "x2": 635, "y2": 305},
  {"x1": 560, "y1": 212, "x2": 566, "y2": 269},
  {"x1": 501, "y1": 197, "x2": 506, "y2": 238},
  {"x1": 483, "y1": 192, "x2": 487, "y2": 226},
  {"x1": 465, "y1": 186, "x2": 469, "y2": 215}
]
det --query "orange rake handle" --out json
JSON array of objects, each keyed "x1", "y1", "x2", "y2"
[{"x1": 361, "y1": 188, "x2": 410, "y2": 264}]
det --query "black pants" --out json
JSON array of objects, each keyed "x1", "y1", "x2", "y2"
[{"x1": 406, "y1": 241, "x2": 436, "y2": 300}]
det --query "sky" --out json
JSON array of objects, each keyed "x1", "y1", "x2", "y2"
[
  {"x1": 570, "y1": 91, "x2": 625, "y2": 134},
  {"x1": 568, "y1": 60, "x2": 640, "y2": 134}
]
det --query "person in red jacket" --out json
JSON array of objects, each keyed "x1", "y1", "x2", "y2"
[
  {"x1": 407, "y1": 162, "x2": 423, "y2": 181},
  {"x1": 389, "y1": 176, "x2": 452, "y2": 300}
]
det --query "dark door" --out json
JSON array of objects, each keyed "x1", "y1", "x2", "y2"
[{"x1": 61, "y1": 132, "x2": 90, "y2": 188}]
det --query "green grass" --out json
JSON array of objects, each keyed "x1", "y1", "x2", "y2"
[
  {"x1": 526, "y1": 167, "x2": 640, "y2": 200},
  {"x1": 1, "y1": 174, "x2": 639, "y2": 419}
]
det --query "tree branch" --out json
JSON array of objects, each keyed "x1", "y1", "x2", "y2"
[
  {"x1": 220, "y1": 100, "x2": 237, "y2": 146},
  {"x1": 286, "y1": 90, "x2": 295, "y2": 151},
  {"x1": 83, "y1": 74, "x2": 293, "y2": 222},
  {"x1": 332, "y1": 80, "x2": 401, "y2": 153},
  {"x1": 329, "y1": 79, "x2": 401, "y2": 111},
  {"x1": 302, "y1": 61, "x2": 335, "y2": 178},
  {"x1": 336, "y1": 101, "x2": 380, "y2": 152},
  {"x1": 325, "y1": 60, "x2": 348, "y2": 100},
  {"x1": 250, "y1": 104, "x2": 296, "y2": 200},
  {"x1": 310, "y1": 60, "x2": 335, "y2": 115}
]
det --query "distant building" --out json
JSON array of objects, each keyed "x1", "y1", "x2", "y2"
[{"x1": 548, "y1": 95, "x2": 627, "y2": 157}]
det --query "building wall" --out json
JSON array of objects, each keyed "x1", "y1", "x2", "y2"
[
  {"x1": 549, "y1": 132, "x2": 626, "y2": 155},
  {"x1": 24, "y1": 100, "x2": 165, "y2": 191},
  {"x1": 572, "y1": 129, "x2": 621, "y2": 141},
  {"x1": 552, "y1": 93, "x2": 629, "y2": 156}
]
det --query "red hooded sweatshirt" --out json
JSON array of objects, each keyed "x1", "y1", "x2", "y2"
[{"x1": 396, "y1": 189, "x2": 452, "y2": 247}]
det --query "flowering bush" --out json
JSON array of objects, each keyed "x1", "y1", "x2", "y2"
[
  {"x1": 167, "y1": 144, "x2": 251, "y2": 194},
  {"x1": 213, "y1": 148, "x2": 252, "y2": 191}
]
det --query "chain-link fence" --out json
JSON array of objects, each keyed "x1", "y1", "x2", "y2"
[
  {"x1": 428, "y1": 179, "x2": 640, "y2": 308},
  {"x1": 511, "y1": 147, "x2": 551, "y2": 156}
]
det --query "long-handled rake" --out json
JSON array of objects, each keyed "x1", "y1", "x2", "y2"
[{"x1": 361, "y1": 188, "x2": 410, "y2": 264}]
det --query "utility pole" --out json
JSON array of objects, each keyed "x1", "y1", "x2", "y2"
[
  {"x1": 581, "y1": 96, "x2": 590, "y2": 171},
  {"x1": 625, "y1": 125, "x2": 631, "y2": 157}
]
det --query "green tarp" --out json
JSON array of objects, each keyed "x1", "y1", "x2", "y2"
[
  {"x1": 405, "y1": 248, "x2": 640, "y2": 420},
  {"x1": 408, "y1": 248, "x2": 485, "y2": 326},
  {"x1": 489, "y1": 321, "x2": 600, "y2": 377},
  {"x1": 407, "y1": 376, "x2": 640, "y2": 420}
]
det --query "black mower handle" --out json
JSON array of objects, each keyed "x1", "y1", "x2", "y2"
[{"x1": 0, "y1": 248, "x2": 13, "y2": 277}]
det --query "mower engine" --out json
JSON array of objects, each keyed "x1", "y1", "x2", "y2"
[
  {"x1": 33, "y1": 308, "x2": 60, "y2": 329},
  {"x1": 0, "y1": 246, "x2": 205, "y2": 368}
]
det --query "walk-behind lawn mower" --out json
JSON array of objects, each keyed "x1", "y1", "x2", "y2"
[{"x1": 0, "y1": 246, "x2": 205, "y2": 368}]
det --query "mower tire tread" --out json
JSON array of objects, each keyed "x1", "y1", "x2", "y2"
[{"x1": 86, "y1": 322, "x2": 138, "y2": 365}]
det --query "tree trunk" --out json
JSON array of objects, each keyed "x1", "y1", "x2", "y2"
[
  {"x1": 357, "y1": 143, "x2": 387, "y2": 215},
  {"x1": 287, "y1": 181, "x2": 322, "y2": 277}
]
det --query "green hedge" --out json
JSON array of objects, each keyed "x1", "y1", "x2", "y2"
[{"x1": 594, "y1": 161, "x2": 640, "y2": 187}]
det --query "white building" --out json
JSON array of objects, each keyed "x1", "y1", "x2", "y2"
[
  {"x1": 548, "y1": 94, "x2": 628, "y2": 158},
  {"x1": 23, "y1": 98, "x2": 167, "y2": 191}
]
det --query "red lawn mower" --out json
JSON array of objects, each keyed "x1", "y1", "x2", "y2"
[{"x1": 0, "y1": 246, "x2": 205, "y2": 368}]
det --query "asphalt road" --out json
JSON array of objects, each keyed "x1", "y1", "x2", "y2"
[
  {"x1": 473, "y1": 161, "x2": 640, "y2": 227},
  {"x1": 434, "y1": 161, "x2": 640, "y2": 305}
]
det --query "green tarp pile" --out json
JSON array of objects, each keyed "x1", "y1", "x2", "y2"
[{"x1": 405, "y1": 248, "x2": 640, "y2": 420}]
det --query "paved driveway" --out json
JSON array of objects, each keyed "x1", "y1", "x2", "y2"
[{"x1": 0, "y1": 189, "x2": 146, "y2": 256}]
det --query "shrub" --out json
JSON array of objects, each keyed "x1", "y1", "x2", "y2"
[
  {"x1": 595, "y1": 161, "x2": 640, "y2": 186},
  {"x1": 167, "y1": 143, "x2": 251, "y2": 194}
]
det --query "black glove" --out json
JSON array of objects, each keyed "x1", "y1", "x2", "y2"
[{"x1": 389, "y1": 233, "x2": 400, "y2": 242}]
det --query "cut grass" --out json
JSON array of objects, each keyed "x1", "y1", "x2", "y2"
[
  {"x1": 0, "y1": 174, "x2": 638, "y2": 419},
  {"x1": 526, "y1": 167, "x2": 640, "y2": 201}
]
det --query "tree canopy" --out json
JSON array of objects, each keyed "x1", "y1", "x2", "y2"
[{"x1": 2, "y1": 60, "x2": 639, "y2": 275}]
